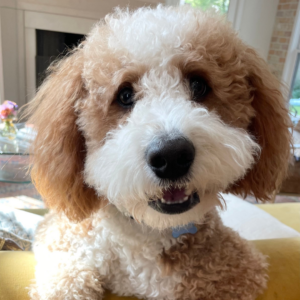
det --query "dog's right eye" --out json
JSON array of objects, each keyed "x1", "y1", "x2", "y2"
[
  {"x1": 189, "y1": 76, "x2": 209, "y2": 101},
  {"x1": 116, "y1": 86, "x2": 135, "y2": 108}
]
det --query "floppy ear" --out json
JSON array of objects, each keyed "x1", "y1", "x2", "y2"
[
  {"x1": 229, "y1": 48, "x2": 292, "y2": 201},
  {"x1": 27, "y1": 49, "x2": 102, "y2": 221}
]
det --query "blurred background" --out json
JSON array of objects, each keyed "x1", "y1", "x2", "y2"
[{"x1": 0, "y1": 0, "x2": 299, "y2": 207}]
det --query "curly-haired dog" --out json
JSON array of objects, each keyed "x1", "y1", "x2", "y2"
[{"x1": 28, "y1": 5, "x2": 291, "y2": 300}]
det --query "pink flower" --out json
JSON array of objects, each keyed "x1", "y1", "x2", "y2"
[{"x1": 0, "y1": 100, "x2": 18, "y2": 120}]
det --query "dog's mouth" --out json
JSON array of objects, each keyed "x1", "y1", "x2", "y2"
[{"x1": 148, "y1": 187, "x2": 200, "y2": 215}]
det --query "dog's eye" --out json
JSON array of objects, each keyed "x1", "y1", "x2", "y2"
[
  {"x1": 116, "y1": 86, "x2": 135, "y2": 108},
  {"x1": 189, "y1": 76, "x2": 208, "y2": 101}
]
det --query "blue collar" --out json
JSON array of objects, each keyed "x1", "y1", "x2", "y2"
[{"x1": 172, "y1": 223, "x2": 198, "y2": 238}]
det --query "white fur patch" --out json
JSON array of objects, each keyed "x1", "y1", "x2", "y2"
[
  {"x1": 106, "y1": 6, "x2": 199, "y2": 63},
  {"x1": 33, "y1": 209, "x2": 180, "y2": 300},
  {"x1": 85, "y1": 5, "x2": 225, "y2": 68}
]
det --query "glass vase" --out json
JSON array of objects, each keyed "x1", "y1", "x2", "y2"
[{"x1": 1, "y1": 119, "x2": 18, "y2": 140}]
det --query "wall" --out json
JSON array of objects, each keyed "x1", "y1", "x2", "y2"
[
  {"x1": 0, "y1": 0, "x2": 162, "y2": 106},
  {"x1": 228, "y1": 0, "x2": 279, "y2": 61},
  {"x1": 0, "y1": 7, "x2": 21, "y2": 103},
  {"x1": 267, "y1": 0, "x2": 300, "y2": 79}
]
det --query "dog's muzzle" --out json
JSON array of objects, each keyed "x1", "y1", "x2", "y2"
[{"x1": 146, "y1": 134, "x2": 199, "y2": 214}]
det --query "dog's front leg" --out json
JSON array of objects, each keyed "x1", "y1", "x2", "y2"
[{"x1": 29, "y1": 251, "x2": 104, "y2": 300}]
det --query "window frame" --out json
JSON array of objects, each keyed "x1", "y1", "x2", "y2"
[{"x1": 282, "y1": 1, "x2": 300, "y2": 91}]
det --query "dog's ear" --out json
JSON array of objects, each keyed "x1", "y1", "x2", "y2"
[
  {"x1": 229, "y1": 48, "x2": 292, "y2": 201},
  {"x1": 27, "y1": 49, "x2": 102, "y2": 221}
]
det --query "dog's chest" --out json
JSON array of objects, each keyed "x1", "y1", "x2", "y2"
[{"x1": 91, "y1": 214, "x2": 181, "y2": 299}]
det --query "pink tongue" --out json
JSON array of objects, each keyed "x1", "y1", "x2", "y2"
[{"x1": 162, "y1": 187, "x2": 186, "y2": 202}]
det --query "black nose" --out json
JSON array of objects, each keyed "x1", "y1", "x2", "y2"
[{"x1": 146, "y1": 136, "x2": 195, "y2": 180}]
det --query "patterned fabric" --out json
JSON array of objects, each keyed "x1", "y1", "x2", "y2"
[
  {"x1": 0, "y1": 206, "x2": 43, "y2": 251},
  {"x1": 0, "y1": 237, "x2": 25, "y2": 250},
  {"x1": 0, "y1": 211, "x2": 33, "y2": 250}
]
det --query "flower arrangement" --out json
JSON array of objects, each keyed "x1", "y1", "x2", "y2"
[
  {"x1": 0, "y1": 100, "x2": 18, "y2": 120},
  {"x1": 0, "y1": 100, "x2": 19, "y2": 139}
]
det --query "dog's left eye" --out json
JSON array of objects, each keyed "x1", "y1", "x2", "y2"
[
  {"x1": 116, "y1": 86, "x2": 135, "y2": 108},
  {"x1": 189, "y1": 76, "x2": 208, "y2": 101}
]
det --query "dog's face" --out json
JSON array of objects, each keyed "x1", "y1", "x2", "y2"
[{"x1": 28, "y1": 6, "x2": 291, "y2": 227}]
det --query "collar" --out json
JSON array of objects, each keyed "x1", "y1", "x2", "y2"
[
  {"x1": 172, "y1": 223, "x2": 198, "y2": 238},
  {"x1": 129, "y1": 216, "x2": 198, "y2": 238}
]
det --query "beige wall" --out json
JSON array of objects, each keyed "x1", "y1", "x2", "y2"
[
  {"x1": 230, "y1": 0, "x2": 279, "y2": 61},
  {"x1": 0, "y1": 0, "x2": 162, "y2": 106},
  {"x1": 0, "y1": 0, "x2": 160, "y2": 19},
  {"x1": 0, "y1": 7, "x2": 20, "y2": 103}
]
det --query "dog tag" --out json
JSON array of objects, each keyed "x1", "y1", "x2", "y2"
[{"x1": 172, "y1": 223, "x2": 198, "y2": 238}]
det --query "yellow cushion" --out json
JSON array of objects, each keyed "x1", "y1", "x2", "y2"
[
  {"x1": 0, "y1": 203, "x2": 299, "y2": 300},
  {"x1": 257, "y1": 203, "x2": 300, "y2": 233},
  {"x1": 253, "y1": 238, "x2": 300, "y2": 300},
  {"x1": 0, "y1": 251, "x2": 35, "y2": 300},
  {"x1": 0, "y1": 251, "x2": 136, "y2": 300},
  {"x1": 1, "y1": 238, "x2": 299, "y2": 300}
]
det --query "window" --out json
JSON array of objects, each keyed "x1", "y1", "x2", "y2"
[
  {"x1": 181, "y1": 0, "x2": 230, "y2": 14},
  {"x1": 282, "y1": 3, "x2": 300, "y2": 125},
  {"x1": 289, "y1": 42, "x2": 300, "y2": 124}
]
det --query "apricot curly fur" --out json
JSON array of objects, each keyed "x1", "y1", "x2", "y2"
[
  {"x1": 160, "y1": 210, "x2": 268, "y2": 300},
  {"x1": 27, "y1": 50, "x2": 106, "y2": 221},
  {"x1": 229, "y1": 49, "x2": 293, "y2": 201}
]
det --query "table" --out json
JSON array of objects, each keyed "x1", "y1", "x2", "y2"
[{"x1": 0, "y1": 123, "x2": 35, "y2": 183}]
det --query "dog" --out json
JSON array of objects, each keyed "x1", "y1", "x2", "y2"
[{"x1": 27, "y1": 5, "x2": 291, "y2": 300}]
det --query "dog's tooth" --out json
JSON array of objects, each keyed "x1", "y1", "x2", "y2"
[{"x1": 161, "y1": 198, "x2": 192, "y2": 205}]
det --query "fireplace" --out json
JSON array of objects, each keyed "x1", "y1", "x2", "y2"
[{"x1": 36, "y1": 29, "x2": 84, "y2": 88}]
